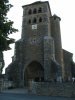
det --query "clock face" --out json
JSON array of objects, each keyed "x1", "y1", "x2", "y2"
[{"x1": 32, "y1": 24, "x2": 37, "y2": 30}]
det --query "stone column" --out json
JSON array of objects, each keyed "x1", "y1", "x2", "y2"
[{"x1": 44, "y1": 36, "x2": 55, "y2": 81}]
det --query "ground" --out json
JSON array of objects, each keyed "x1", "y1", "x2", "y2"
[{"x1": 0, "y1": 91, "x2": 75, "y2": 100}]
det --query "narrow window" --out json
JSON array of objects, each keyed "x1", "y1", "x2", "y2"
[
  {"x1": 28, "y1": 19, "x2": 31, "y2": 24},
  {"x1": 33, "y1": 18, "x2": 37, "y2": 23},
  {"x1": 33, "y1": 8, "x2": 37, "y2": 14},
  {"x1": 28, "y1": 9, "x2": 32, "y2": 15},
  {"x1": 38, "y1": 7, "x2": 42, "y2": 13},
  {"x1": 39, "y1": 17, "x2": 42, "y2": 22}
]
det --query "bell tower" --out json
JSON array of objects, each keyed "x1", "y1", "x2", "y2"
[
  {"x1": 8, "y1": 1, "x2": 62, "y2": 87},
  {"x1": 22, "y1": 1, "x2": 52, "y2": 40},
  {"x1": 21, "y1": 1, "x2": 56, "y2": 83}
]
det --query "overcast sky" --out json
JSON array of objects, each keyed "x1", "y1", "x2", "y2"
[{"x1": 3, "y1": 0, "x2": 75, "y2": 73}]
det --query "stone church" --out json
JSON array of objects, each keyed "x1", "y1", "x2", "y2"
[{"x1": 6, "y1": 1, "x2": 75, "y2": 88}]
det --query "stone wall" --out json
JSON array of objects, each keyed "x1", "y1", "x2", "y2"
[
  {"x1": 63, "y1": 49, "x2": 73, "y2": 81},
  {"x1": 31, "y1": 81, "x2": 75, "y2": 97}
]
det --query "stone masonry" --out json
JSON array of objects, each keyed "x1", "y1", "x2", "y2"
[
  {"x1": 8, "y1": 1, "x2": 62, "y2": 87},
  {"x1": 6, "y1": 1, "x2": 75, "y2": 93}
]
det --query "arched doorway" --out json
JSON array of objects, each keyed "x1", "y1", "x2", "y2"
[{"x1": 24, "y1": 61, "x2": 44, "y2": 87}]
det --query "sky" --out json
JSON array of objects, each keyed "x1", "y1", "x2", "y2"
[{"x1": 3, "y1": 0, "x2": 75, "y2": 73}]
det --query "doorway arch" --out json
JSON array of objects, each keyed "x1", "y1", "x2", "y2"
[{"x1": 24, "y1": 61, "x2": 44, "y2": 87}]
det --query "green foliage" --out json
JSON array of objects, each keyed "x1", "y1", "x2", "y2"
[{"x1": 0, "y1": 0, "x2": 18, "y2": 51}]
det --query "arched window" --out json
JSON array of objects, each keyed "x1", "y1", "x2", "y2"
[
  {"x1": 38, "y1": 7, "x2": 42, "y2": 13},
  {"x1": 39, "y1": 17, "x2": 42, "y2": 22},
  {"x1": 28, "y1": 9, "x2": 32, "y2": 15},
  {"x1": 28, "y1": 19, "x2": 31, "y2": 24},
  {"x1": 33, "y1": 18, "x2": 37, "y2": 23},
  {"x1": 33, "y1": 8, "x2": 37, "y2": 14}
]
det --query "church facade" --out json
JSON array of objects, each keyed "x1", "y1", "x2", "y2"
[{"x1": 6, "y1": 1, "x2": 74, "y2": 88}]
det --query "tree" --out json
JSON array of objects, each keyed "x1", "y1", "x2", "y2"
[{"x1": 0, "y1": 0, "x2": 18, "y2": 51}]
